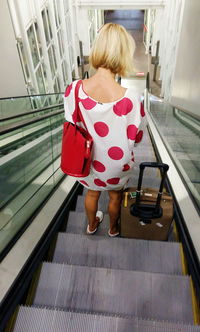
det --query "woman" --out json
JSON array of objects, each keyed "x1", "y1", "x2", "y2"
[{"x1": 64, "y1": 23, "x2": 145, "y2": 237}]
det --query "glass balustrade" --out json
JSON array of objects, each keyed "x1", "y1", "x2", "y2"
[
  {"x1": 0, "y1": 108, "x2": 65, "y2": 256},
  {"x1": 149, "y1": 94, "x2": 200, "y2": 211},
  {"x1": 0, "y1": 93, "x2": 63, "y2": 120}
]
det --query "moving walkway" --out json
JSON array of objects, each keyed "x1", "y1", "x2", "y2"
[{"x1": 0, "y1": 80, "x2": 200, "y2": 331}]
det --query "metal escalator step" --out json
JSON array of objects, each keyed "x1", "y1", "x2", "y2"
[
  {"x1": 53, "y1": 232, "x2": 182, "y2": 275},
  {"x1": 128, "y1": 175, "x2": 161, "y2": 187},
  {"x1": 66, "y1": 211, "x2": 110, "y2": 235},
  {"x1": 33, "y1": 263, "x2": 194, "y2": 324},
  {"x1": 13, "y1": 306, "x2": 200, "y2": 332},
  {"x1": 76, "y1": 171, "x2": 160, "y2": 211},
  {"x1": 75, "y1": 194, "x2": 107, "y2": 212},
  {"x1": 134, "y1": 147, "x2": 156, "y2": 156}
]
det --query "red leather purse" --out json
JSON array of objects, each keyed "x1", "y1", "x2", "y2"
[{"x1": 60, "y1": 80, "x2": 93, "y2": 177}]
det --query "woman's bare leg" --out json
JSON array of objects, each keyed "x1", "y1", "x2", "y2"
[
  {"x1": 85, "y1": 190, "x2": 101, "y2": 232},
  {"x1": 108, "y1": 190, "x2": 122, "y2": 234}
]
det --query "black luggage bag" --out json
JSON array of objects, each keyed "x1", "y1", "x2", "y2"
[{"x1": 120, "y1": 162, "x2": 174, "y2": 241}]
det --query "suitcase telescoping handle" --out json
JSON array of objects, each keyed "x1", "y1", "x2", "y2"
[{"x1": 131, "y1": 162, "x2": 169, "y2": 220}]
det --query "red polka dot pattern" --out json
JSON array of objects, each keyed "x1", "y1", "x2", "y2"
[
  {"x1": 94, "y1": 122, "x2": 109, "y2": 137},
  {"x1": 72, "y1": 110, "x2": 81, "y2": 123},
  {"x1": 107, "y1": 177, "x2": 120, "y2": 184},
  {"x1": 113, "y1": 98, "x2": 133, "y2": 116},
  {"x1": 65, "y1": 83, "x2": 72, "y2": 97},
  {"x1": 127, "y1": 125, "x2": 138, "y2": 140},
  {"x1": 80, "y1": 180, "x2": 89, "y2": 186},
  {"x1": 122, "y1": 164, "x2": 130, "y2": 171},
  {"x1": 93, "y1": 160, "x2": 106, "y2": 172},
  {"x1": 108, "y1": 147, "x2": 124, "y2": 160},
  {"x1": 135, "y1": 130, "x2": 143, "y2": 143},
  {"x1": 140, "y1": 103, "x2": 145, "y2": 117},
  {"x1": 94, "y1": 179, "x2": 107, "y2": 187},
  {"x1": 81, "y1": 98, "x2": 97, "y2": 110}
]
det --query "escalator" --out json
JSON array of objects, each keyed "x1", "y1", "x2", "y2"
[
  {"x1": 10, "y1": 107, "x2": 200, "y2": 330},
  {"x1": 1, "y1": 80, "x2": 200, "y2": 331}
]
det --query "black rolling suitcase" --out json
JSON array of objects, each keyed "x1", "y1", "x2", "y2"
[{"x1": 120, "y1": 162, "x2": 174, "y2": 241}]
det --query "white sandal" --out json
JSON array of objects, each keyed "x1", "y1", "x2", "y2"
[
  {"x1": 108, "y1": 229, "x2": 120, "y2": 237},
  {"x1": 87, "y1": 211, "x2": 104, "y2": 235}
]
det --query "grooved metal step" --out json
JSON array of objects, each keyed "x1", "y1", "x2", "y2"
[
  {"x1": 33, "y1": 263, "x2": 194, "y2": 324},
  {"x1": 75, "y1": 194, "x2": 107, "y2": 213},
  {"x1": 65, "y1": 211, "x2": 176, "y2": 241},
  {"x1": 13, "y1": 306, "x2": 200, "y2": 332},
  {"x1": 53, "y1": 232, "x2": 182, "y2": 275},
  {"x1": 75, "y1": 175, "x2": 162, "y2": 212},
  {"x1": 66, "y1": 211, "x2": 111, "y2": 235}
]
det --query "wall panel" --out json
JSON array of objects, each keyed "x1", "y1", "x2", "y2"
[
  {"x1": 0, "y1": 0, "x2": 27, "y2": 98},
  {"x1": 170, "y1": 0, "x2": 200, "y2": 117}
]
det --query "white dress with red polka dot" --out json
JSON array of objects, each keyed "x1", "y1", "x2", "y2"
[{"x1": 64, "y1": 80, "x2": 145, "y2": 191}]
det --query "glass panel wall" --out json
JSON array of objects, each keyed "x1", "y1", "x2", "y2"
[
  {"x1": 0, "y1": 108, "x2": 65, "y2": 255},
  {"x1": 46, "y1": 8, "x2": 53, "y2": 39},
  {"x1": 42, "y1": 9, "x2": 50, "y2": 46},
  {"x1": 149, "y1": 95, "x2": 200, "y2": 210},
  {"x1": 35, "y1": 22, "x2": 42, "y2": 57},
  {"x1": 42, "y1": 5, "x2": 62, "y2": 94},
  {"x1": 62, "y1": 60, "x2": 68, "y2": 85},
  {"x1": 17, "y1": 40, "x2": 30, "y2": 80},
  {"x1": 27, "y1": 24, "x2": 40, "y2": 68},
  {"x1": 27, "y1": 20, "x2": 49, "y2": 94},
  {"x1": 0, "y1": 93, "x2": 63, "y2": 120},
  {"x1": 36, "y1": 65, "x2": 46, "y2": 94},
  {"x1": 10, "y1": 0, "x2": 73, "y2": 95}
]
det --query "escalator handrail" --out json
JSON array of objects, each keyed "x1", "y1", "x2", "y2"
[
  {"x1": 0, "y1": 92, "x2": 64, "y2": 101},
  {"x1": 146, "y1": 72, "x2": 150, "y2": 91},
  {"x1": 0, "y1": 103, "x2": 64, "y2": 123},
  {"x1": 0, "y1": 109, "x2": 64, "y2": 135},
  {"x1": 149, "y1": 93, "x2": 200, "y2": 213},
  {"x1": 83, "y1": 71, "x2": 89, "y2": 79},
  {"x1": 169, "y1": 103, "x2": 200, "y2": 122}
]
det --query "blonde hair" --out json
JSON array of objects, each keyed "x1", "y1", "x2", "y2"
[{"x1": 89, "y1": 23, "x2": 135, "y2": 77}]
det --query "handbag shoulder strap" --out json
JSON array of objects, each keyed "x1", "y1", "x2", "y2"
[{"x1": 74, "y1": 80, "x2": 88, "y2": 130}]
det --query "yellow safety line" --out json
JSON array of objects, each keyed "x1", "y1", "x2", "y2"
[
  {"x1": 190, "y1": 277, "x2": 200, "y2": 325},
  {"x1": 25, "y1": 263, "x2": 43, "y2": 305},
  {"x1": 179, "y1": 243, "x2": 188, "y2": 275},
  {"x1": 173, "y1": 221, "x2": 179, "y2": 242},
  {"x1": 4, "y1": 306, "x2": 19, "y2": 332}
]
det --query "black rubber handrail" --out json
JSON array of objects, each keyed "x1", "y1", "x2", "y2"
[
  {"x1": 173, "y1": 108, "x2": 200, "y2": 136},
  {"x1": 0, "y1": 109, "x2": 64, "y2": 135},
  {"x1": 170, "y1": 103, "x2": 200, "y2": 122},
  {"x1": 0, "y1": 103, "x2": 64, "y2": 123},
  {"x1": 83, "y1": 71, "x2": 89, "y2": 79},
  {"x1": 146, "y1": 72, "x2": 150, "y2": 91}
]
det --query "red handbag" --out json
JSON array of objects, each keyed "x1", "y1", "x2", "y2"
[{"x1": 60, "y1": 80, "x2": 93, "y2": 177}]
